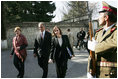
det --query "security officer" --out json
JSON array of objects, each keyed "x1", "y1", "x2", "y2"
[{"x1": 88, "y1": 1, "x2": 117, "y2": 78}]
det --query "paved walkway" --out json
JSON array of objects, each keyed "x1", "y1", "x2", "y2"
[{"x1": 1, "y1": 48, "x2": 89, "y2": 78}]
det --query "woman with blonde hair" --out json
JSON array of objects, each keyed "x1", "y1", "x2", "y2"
[
  {"x1": 10, "y1": 26, "x2": 28, "y2": 78},
  {"x1": 50, "y1": 26, "x2": 74, "y2": 78}
]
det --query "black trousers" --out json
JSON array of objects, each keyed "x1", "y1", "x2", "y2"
[
  {"x1": 76, "y1": 39, "x2": 80, "y2": 47},
  {"x1": 38, "y1": 56, "x2": 48, "y2": 78},
  {"x1": 55, "y1": 59, "x2": 68, "y2": 78},
  {"x1": 13, "y1": 54, "x2": 24, "y2": 77}
]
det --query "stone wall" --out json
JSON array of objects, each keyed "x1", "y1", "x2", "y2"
[
  {"x1": 1, "y1": 40, "x2": 8, "y2": 49},
  {"x1": 6, "y1": 22, "x2": 89, "y2": 48}
]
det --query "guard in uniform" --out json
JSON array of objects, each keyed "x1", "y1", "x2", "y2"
[{"x1": 88, "y1": 1, "x2": 117, "y2": 78}]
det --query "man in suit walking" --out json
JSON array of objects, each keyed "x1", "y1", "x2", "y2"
[{"x1": 33, "y1": 22, "x2": 52, "y2": 78}]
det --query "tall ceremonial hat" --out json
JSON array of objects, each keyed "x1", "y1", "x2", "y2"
[{"x1": 99, "y1": 1, "x2": 117, "y2": 16}]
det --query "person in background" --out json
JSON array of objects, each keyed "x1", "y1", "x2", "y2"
[
  {"x1": 76, "y1": 28, "x2": 86, "y2": 49},
  {"x1": 79, "y1": 28, "x2": 86, "y2": 49},
  {"x1": 10, "y1": 26, "x2": 28, "y2": 78},
  {"x1": 67, "y1": 28, "x2": 74, "y2": 49},
  {"x1": 79, "y1": 28, "x2": 86, "y2": 40},
  {"x1": 76, "y1": 31, "x2": 80, "y2": 48}
]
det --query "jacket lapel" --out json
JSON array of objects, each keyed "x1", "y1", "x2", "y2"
[
  {"x1": 36, "y1": 32, "x2": 41, "y2": 44},
  {"x1": 100, "y1": 29, "x2": 111, "y2": 42},
  {"x1": 100, "y1": 25, "x2": 116, "y2": 42},
  {"x1": 61, "y1": 35, "x2": 64, "y2": 48},
  {"x1": 43, "y1": 31, "x2": 46, "y2": 41}
]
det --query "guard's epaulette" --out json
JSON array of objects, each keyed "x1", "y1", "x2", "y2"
[{"x1": 96, "y1": 28, "x2": 103, "y2": 33}]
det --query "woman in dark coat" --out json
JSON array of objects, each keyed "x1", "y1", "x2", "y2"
[
  {"x1": 10, "y1": 27, "x2": 28, "y2": 78},
  {"x1": 50, "y1": 26, "x2": 74, "y2": 78}
]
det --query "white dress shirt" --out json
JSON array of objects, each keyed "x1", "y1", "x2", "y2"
[
  {"x1": 40, "y1": 30, "x2": 45, "y2": 39},
  {"x1": 103, "y1": 23, "x2": 115, "y2": 31},
  {"x1": 58, "y1": 37, "x2": 62, "y2": 46}
]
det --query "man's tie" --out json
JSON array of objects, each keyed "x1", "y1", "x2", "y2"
[{"x1": 102, "y1": 30, "x2": 106, "y2": 36}]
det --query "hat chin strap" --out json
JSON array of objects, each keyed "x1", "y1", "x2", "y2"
[{"x1": 103, "y1": 6, "x2": 117, "y2": 15}]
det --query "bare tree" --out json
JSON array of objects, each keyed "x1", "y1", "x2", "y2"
[
  {"x1": 62, "y1": 1, "x2": 99, "y2": 22},
  {"x1": 87, "y1": 1, "x2": 100, "y2": 20},
  {"x1": 62, "y1": 1, "x2": 87, "y2": 21}
]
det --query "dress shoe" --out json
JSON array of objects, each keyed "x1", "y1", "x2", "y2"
[
  {"x1": 19, "y1": 75, "x2": 24, "y2": 78},
  {"x1": 17, "y1": 73, "x2": 20, "y2": 78}
]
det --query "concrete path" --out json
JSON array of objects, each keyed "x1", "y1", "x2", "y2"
[{"x1": 1, "y1": 48, "x2": 89, "y2": 78}]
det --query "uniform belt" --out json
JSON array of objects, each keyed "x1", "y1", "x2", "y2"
[{"x1": 97, "y1": 61, "x2": 117, "y2": 67}]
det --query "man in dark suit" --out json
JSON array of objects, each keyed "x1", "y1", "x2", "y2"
[{"x1": 33, "y1": 22, "x2": 52, "y2": 78}]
